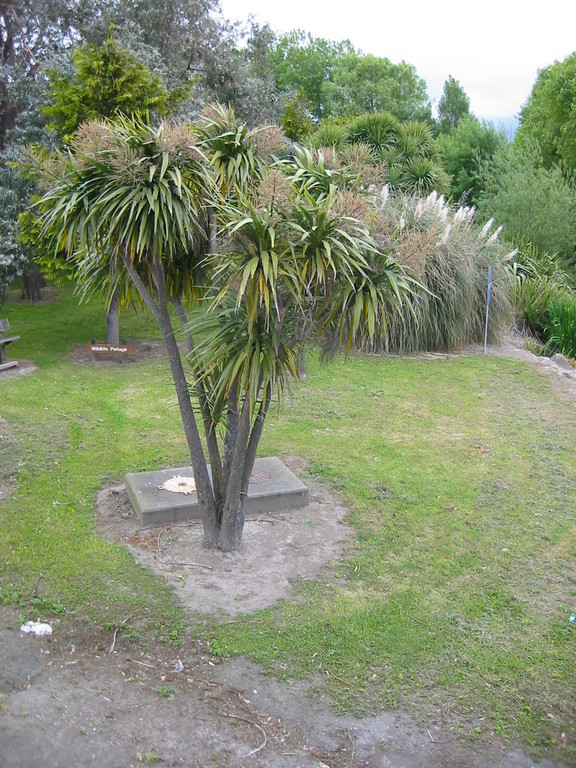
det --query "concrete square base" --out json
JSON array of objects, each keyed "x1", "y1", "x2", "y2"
[{"x1": 125, "y1": 456, "x2": 309, "y2": 527}]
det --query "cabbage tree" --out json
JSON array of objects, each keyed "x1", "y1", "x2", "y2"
[{"x1": 36, "y1": 113, "x2": 414, "y2": 551}]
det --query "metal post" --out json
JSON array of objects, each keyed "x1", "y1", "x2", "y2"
[{"x1": 484, "y1": 265, "x2": 493, "y2": 355}]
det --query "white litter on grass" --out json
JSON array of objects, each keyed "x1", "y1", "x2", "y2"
[
  {"x1": 159, "y1": 475, "x2": 196, "y2": 495},
  {"x1": 20, "y1": 620, "x2": 53, "y2": 637}
]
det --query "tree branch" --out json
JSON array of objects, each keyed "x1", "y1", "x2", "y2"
[
  {"x1": 120, "y1": 250, "x2": 161, "y2": 323},
  {"x1": 242, "y1": 383, "x2": 272, "y2": 493}
]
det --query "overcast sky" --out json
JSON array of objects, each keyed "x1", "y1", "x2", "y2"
[{"x1": 219, "y1": 0, "x2": 576, "y2": 122}]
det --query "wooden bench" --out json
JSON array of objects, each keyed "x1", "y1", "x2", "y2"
[{"x1": 0, "y1": 318, "x2": 19, "y2": 371}]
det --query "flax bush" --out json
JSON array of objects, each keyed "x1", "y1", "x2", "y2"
[
  {"x1": 542, "y1": 297, "x2": 576, "y2": 359},
  {"x1": 368, "y1": 188, "x2": 513, "y2": 353},
  {"x1": 509, "y1": 243, "x2": 571, "y2": 338},
  {"x1": 508, "y1": 240, "x2": 576, "y2": 360}
]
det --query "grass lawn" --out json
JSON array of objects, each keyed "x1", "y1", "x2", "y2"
[{"x1": 1, "y1": 284, "x2": 575, "y2": 760}]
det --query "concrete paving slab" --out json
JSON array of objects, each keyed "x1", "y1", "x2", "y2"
[{"x1": 125, "y1": 456, "x2": 309, "y2": 527}]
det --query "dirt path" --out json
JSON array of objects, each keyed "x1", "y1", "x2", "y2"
[
  {"x1": 0, "y1": 599, "x2": 565, "y2": 768},
  {"x1": 1, "y1": 337, "x2": 574, "y2": 767}
]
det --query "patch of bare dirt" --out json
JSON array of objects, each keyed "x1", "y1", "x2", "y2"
[
  {"x1": 0, "y1": 606, "x2": 565, "y2": 767},
  {"x1": 0, "y1": 359, "x2": 37, "y2": 380},
  {"x1": 94, "y1": 457, "x2": 351, "y2": 617},
  {"x1": 5, "y1": 286, "x2": 61, "y2": 305}
]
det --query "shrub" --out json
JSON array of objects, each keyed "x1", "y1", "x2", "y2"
[
  {"x1": 510, "y1": 242, "x2": 572, "y2": 338},
  {"x1": 307, "y1": 113, "x2": 451, "y2": 195},
  {"x1": 514, "y1": 275, "x2": 564, "y2": 336},
  {"x1": 542, "y1": 296, "x2": 576, "y2": 359},
  {"x1": 346, "y1": 112, "x2": 401, "y2": 152},
  {"x1": 307, "y1": 121, "x2": 349, "y2": 152}
]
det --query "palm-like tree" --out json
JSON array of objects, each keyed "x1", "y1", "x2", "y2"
[
  {"x1": 307, "y1": 112, "x2": 452, "y2": 196},
  {"x1": 346, "y1": 112, "x2": 401, "y2": 154},
  {"x1": 37, "y1": 117, "x2": 223, "y2": 544},
  {"x1": 191, "y1": 170, "x2": 414, "y2": 549},
  {"x1": 36, "y1": 111, "x2": 415, "y2": 551}
]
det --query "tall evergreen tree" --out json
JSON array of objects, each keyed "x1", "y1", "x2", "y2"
[
  {"x1": 437, "y1": 117, "x2": 506, "y2": 204},
  {"x1": 436, "y1": 75, "x2": 471, "y2": 135}
]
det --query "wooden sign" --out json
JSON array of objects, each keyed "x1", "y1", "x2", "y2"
[{"x1": 87, "y1": 342, "x2": 132, "y2": 363}]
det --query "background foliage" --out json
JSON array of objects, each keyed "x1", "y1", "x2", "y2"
[
  {"x1": 478, "y1": 141, "x2": 576, "y2": 264},
  {"x1": 0, "y1": 3, "x2": 574, "y2": 356}
]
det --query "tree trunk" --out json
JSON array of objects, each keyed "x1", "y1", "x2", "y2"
[
  {"x1": 158, "y1": 308, "x2": 220, "y2": 548},
  {"x1": 242, "y1": 386, "x2": 272, "y2": 492},
  {"x1": 213, "y1": 383, "x2": 272, "y2": 551},
  {"x1": 148, "y1": 259, "x2": 220, "y2": 548},
  {"x1": 121, "y1": 251, "x2": 220, "y2": 547},
  {"x1": 220, "y1": 381, "x2": 240, "y2": 500},
  {"x1": 232, "y1": 390, "x2": 272, "y2": 549},
  {"x1": 119, "y1": 253, "x2": 276, "y2": 552},
  {"x1": 22, "y1": 263, "x2": 43, "y2": 301},
  {"x1": 172, "y1": 297, "x2": 223, "y2": 497},
  {"x1": 106, "y1": 285, "x2": 121, "y2": 344},
  {"x1": 217, "y1": 398, "x2": 253, "y2": 551},
  {"x1": 0, "y1": 80, "x2": 16, "y2": 151}
]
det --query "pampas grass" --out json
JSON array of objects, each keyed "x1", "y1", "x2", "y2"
[{"x1": 370, "y1": 189, "x2": 513, "y2": 353}]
